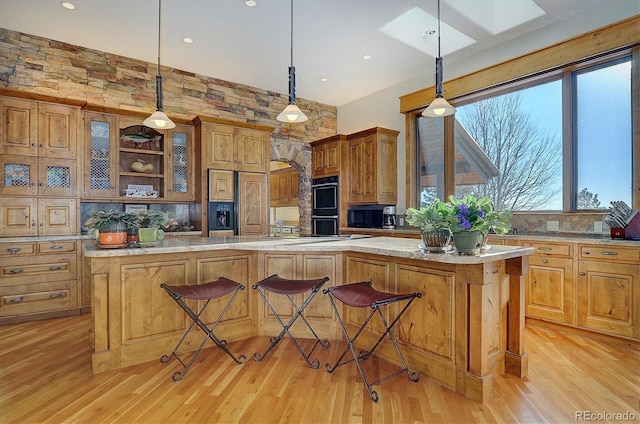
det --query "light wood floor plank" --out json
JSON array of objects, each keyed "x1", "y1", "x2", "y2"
[{"x1": 0, "y1": 314, "x2": 638, "y2": 424}]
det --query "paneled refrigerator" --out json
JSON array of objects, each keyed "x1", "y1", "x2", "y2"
[{"x1": 207, "y1": 169, "x2": 268, "y2": 236}]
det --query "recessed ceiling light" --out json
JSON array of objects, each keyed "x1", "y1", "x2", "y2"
[
  {"x1": 245, "y1": 0, "x2": 257, "y2": 7},
  {"x1": 362, "y1": 55, "x2": 372, "y2": 60},
  {"x1": 320, "y1": 78, "x2": 328, "y2": 82},
  {"x1": 183, "y1": 37, "x2": 194, "y2": 44},
  {"x1": 61, "y1": 2, "x2": 75, "y2": 10}
]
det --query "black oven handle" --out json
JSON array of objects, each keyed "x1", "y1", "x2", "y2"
[
  {"x1": 312, "y1": 182, "x2": 338, "y2": 188},
  {"x1": 312, "y1": 215, "x2": 339, "y2": 219}
]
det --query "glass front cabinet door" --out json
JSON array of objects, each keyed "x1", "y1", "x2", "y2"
[
  {"x1": 84, "y1": 112, "x2": 117, "y2": 199},
  {"x1": 165, "y1": 125, "x2": 194, "y2": 201}
]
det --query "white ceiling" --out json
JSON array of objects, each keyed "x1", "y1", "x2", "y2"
[{"x1": 0, "y1": 0, "x2": 637, "y2": 107}]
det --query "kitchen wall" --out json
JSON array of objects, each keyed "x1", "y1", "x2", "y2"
[
  {"x1": 0, "y1": 27, "x2": 338, "y2": 235},
  {"x1": 336, "y1": 5, "x2": 638, "y2": 234}
]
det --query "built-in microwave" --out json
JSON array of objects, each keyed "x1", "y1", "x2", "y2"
[{"x1": 347, "y1": 205, "x2": 385, "y2": 228}]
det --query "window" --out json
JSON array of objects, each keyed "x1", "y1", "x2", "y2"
[{"x1": 415, "y1": 53, "x2": 633, "y2": 212}]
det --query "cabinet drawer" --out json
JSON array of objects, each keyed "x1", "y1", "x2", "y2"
[
  {"x1": 579, "y1": 245, "x2": 640, "y2": 263},
  {"x1": 0, "y1": 243, "x2": 36, "y2": 257},
  {"x1": 0, "y1": 254, "x2": 76, "y2": 284},
  {"x1": 0, "y1": 281, "x2": 73, "y2": 317},
  {"x1": 522, "y1": 241, "x2": 572, "y2": 257},
  {"x1": 37, "y1": 240, "x2": 76, "y2": 254}
]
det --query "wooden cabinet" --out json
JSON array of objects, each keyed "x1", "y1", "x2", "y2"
[
  {"x1": 0, "y1": 197, "x2": 77, "y2": 237},
  {"x1": 262, "y1": 252, "x2": 341, "y2": 339},
  {"x1": 522, "y1": 240, "x2": 574, "y2": 325},
  {"x1": 310, "y1": 135, "x2": 342, "y2": 178},
  {"x1": 345, "y1": 127, "x2": 398, "y2": 204},
  {"x1": 269, "y1": 167, "x2": 299, "y2": 207},
  {"x1": 208, "y1": 169, "x2": 234, "y2": 201},
  {"x1": 577, "y1": 244, "x2": 639, "y2": 339},
  {"x1": 200, "y1": 122, "x2": 269, "y2": 173},
  {"x1": 84, "y1": 112, "x2": 117, "y2": 198},
  {"x1": 0, "y1": 240, "x2": 79, "y2": 322},
  {"x1": 83, "y1": 111, "x2": 194, "y2": 202},
  {"x1": 1, "y1": 154, "x2": 76, "y2": 197},
  {"x1": 165, "y1": 125, "x2": 195, "y2": 201},
  {"x1": 238, "y1": 172, "x2": 268, "y2": 235},
  {"x1": 0, "y1": 97, "x2": 78, "y2": 159}
]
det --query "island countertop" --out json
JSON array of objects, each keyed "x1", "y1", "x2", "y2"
[{"x1": 83, "y1": 235, "x2": 534, "y2": 263}]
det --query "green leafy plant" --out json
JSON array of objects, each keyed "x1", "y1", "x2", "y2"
[
  {"x1": 137, "y1": 210, "x2": 168, "y2": 229},
  {"x1": 85, "y1": 209, "x2": 126, "y2": 232},
  {"x1": 405, "y1": 199, "x2": 453, "y2": 232},
  {"x1": 447, "y1": 194, "x2": 512, "y2": 234}
]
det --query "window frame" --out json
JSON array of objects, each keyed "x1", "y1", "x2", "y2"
[{"x1": 405, "y1": 44, "x2": 639, "y2": 212}]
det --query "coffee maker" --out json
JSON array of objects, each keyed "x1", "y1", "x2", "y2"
[{"x1": 382, "y1": 205, "x2": 396, "y2": 229}]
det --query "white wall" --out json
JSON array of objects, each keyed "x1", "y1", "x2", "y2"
[{"x1": 337, "y1": 3, "x2": 639, "y2": 215}]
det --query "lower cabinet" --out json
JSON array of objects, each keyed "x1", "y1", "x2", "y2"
[
  {"x1": 261, "y1": 252, "x2": 341, "y2": 340},
  {"x1": 577, "y1": 244, "x2": 639, "y2": 339},
  {"x1": 0, "y1": 240, "x2": 79, "y2": 322}
]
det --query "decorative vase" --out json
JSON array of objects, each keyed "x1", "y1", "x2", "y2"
[
  {"x1": 126, "y1": 228, "x2": 139, "y2": 244},
  {"x1": 421, "y1": 228, "x2": 452, "y2": 252},
  {"x1": 138, "y1": 228, "x2": 165, "y2": 243},
  {"x1": 452, "y1": 230, "x2": 482, "y2": 255}
]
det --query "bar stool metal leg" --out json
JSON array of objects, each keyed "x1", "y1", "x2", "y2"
[
  {"x1": 324, "y1": 281, "x2": 421, "y2": 402},
  {"x1": 160, "y1": 278, "x2": 247, "y2": 382},
  {"x1": 253, "y1": 274, "x2": 331, "y2": 369}
]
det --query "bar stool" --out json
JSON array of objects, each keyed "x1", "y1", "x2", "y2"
[
  {"x1": 160, "y1": 277, "x2": 247, "y2": 382},
  {"x1": 324, "y1": 281, "x2": 422, "y2": 402},
  {"x1": 253, "y1": 274, "x2": 330, "y2": 368}
]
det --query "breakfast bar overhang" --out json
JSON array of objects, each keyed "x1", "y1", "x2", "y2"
[{"x1": 84, "y1": 236, "x2": 534, "y2": 403}]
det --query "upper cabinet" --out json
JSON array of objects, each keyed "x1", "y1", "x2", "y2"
[
  {"x1": 82, "y1": 111, "x2": 195, "y2": 202},
  {"x1": 345, "y1": 127, "x2": 398, "y2": 205},
  {"x1": 197, "y1": 118, "x2": 271, "y2": 173},
  {"x1": 269, "y1": 167, "x2": 300, "y2": 207},
  {"x1": 310, "y1": 135, "x2": 343, "y2": 178},
  {"x1": 0, "y1": 97, "x2": 78, "y2": 159}
]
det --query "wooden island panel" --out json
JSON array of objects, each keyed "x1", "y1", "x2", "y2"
[{"x1": 85, "y1": 237, "x2": 532, "y2": 403}]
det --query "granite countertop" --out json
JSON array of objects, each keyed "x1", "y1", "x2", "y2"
[
  {"x1": 82, "y1": 235, "x2": 534, "y2": 264},
  {"x1": 341, "y1": 227, "x2": 640, "y2": 247}
]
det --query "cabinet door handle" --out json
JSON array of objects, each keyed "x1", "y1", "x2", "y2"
[
  {"x1": 7, "y1": 247, "x2": 21, "y2": 254},
  {"x1": 50, "y1": 245, "x2": 64, "y2": 250},
  {"x1": 600, "y1": 251, "x2": 618, "y2": 256},
  {"x1": 49, "y1": 266, "x2": 63, "y2": 271},
  {"x1": 9, "y1": 297, "x2": 24, "y2": 303},
  {"x1": 538, "y1": 247, "x2": 552, "y2": 251},
  {"x1": 49, "y1": 293, "x2": 63, "y2": 299},
  {"x1": 9, "y1": 268, "x2": 24, "y2": 274},
  {"x1": 579, "y1": 272, "x2": 585, "y2": 276}
]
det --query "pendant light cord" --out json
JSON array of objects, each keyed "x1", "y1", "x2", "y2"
[
  {"x1": 289, "y1": 0, "x2": 294, "y2": 67},
  {"x1": 437, "y1": 0, "x2": 441, "y2": 58},
  {"x1": 155, "y1": 0, "x2": 163, "y2": 111}
]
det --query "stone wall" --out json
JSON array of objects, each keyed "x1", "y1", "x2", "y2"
[{"x1": 0, "y1": 27, "x2": 337, "y2": 234}]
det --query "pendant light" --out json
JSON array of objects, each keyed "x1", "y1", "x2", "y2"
[
  {"x1": 422, "y1": 0, "x2": 456, "y2": 117},
  {"x1": 277, "y1": 0, "x2": 308, "y2": 123},
  {"x1": 143, "y1": 0, "x2": 176, "y2": 129}
]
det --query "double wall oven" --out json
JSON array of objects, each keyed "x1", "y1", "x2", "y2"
[{"x1": 311, "y1": 176, "x2": 338, "y2": 235}]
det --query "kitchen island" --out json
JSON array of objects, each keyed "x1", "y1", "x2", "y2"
[{"x1": 83, "y1": 236, "x2": 534, "y2": 402}]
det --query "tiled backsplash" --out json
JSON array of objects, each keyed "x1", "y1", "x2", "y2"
[{"x1": 509, "y1": 212, "x2": 609, "y2": 235}]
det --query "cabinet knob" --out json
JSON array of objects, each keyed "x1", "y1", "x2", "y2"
[
  {"x1": 39, "y1": 144, "x2": 44, "y2": 148},
  {"x1": 579, "y1": 272, "x2": 585, "y2": 276},
  {"x1": 49, "y1": 266, "x2": 63, "y2": 270},
  {"x1": 50, "y1": 245, "x2": 64, "y2": 250},
  {"x1": 49, "y1": 293, "x2": 63, "y2": 299},
  {"x1": 39, "y1": 223, "x2": 44, "y2": 227},
  {"x1": 31, "y1": 143, "x2": 37, "y2": 147},
  {"x1": 9, "y1": 268, "x2": 24, "y2": 274},
  {"x1": 39, "y1": 182, "x2": 44, "y2": 186},
  {"x1": 542, "y1": 259, "x2": 548, "y2": 264}
]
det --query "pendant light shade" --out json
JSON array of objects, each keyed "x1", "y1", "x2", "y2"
[
  {"x1": 144, "y1": 0, "x2": 176, "y2": 129},
  {"x1": 277, "y1": 0, "x2": 307, "y2": 123},
  {"x1": 422, "y1": 0, "x2": 456, "y2": 118}
]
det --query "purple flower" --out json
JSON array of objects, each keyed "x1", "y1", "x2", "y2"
[{"x1": 478, "y1": 210, "x2": 485, "y2": 218}]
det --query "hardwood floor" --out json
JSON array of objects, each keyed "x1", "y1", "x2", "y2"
[{"x1": 0, "y1": 314, "x2": 638, "y2": 424}]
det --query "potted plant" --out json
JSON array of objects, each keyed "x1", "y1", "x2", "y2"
[
  {"x1": 446, "y1": 194, "x2": 512, "y2": 255},
  {"x1": 122, "y1": 212, "x2": 143, "y2": 243},
  {"x1": 85, "y1": 209, "x2": 127, "y2": 246},
  {"x1": 405, "y1": 199, "x2": 453, "y2": 251},
  {"x1": 136, "y1": 210, "x2": 168, "y2": 243}
]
